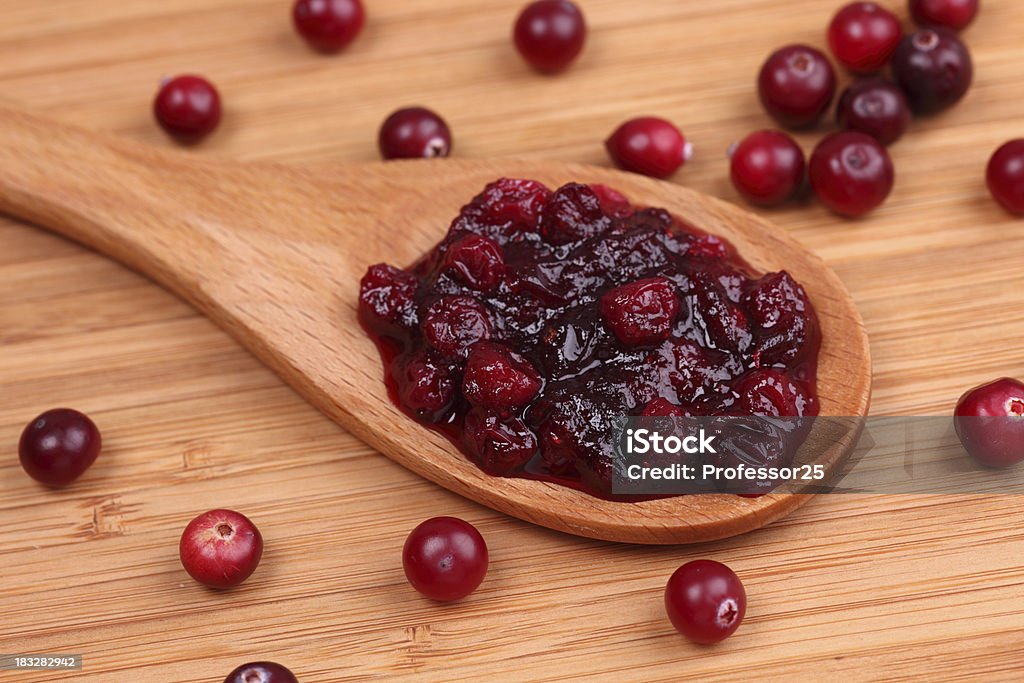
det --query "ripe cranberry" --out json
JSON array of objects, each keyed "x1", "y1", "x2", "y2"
[
  {"x1": 809, "y1": 131, "x2": 894, "y2": 217},
  {"x1": 540, "y1": 183, "x2": 609, "y2": 245},
  {"x1": 463, "y1": 342, "x2": 542, "y2": 411},
  {"x1": 403, "y1": 517, "x2": 488, "y2": 601},
  {"x1": 733, "y1": 369, "x2": 812, "y2": 416},
  {"x1": 729, "y1": 130, "x2": 806, "y2": 207},
  {"x1": 154, "y1": 75, "x2": 222, "y2": 143},
  {"x1": 224, "y1": 661, "x2": 297, "y2": 683},
  {"x1": 757, "y1": 45, "x2": 837, "y2": 128},
  {"x1": 292, "y1": 0, "x2": 364, "y2": 53},
  {"x1": 954, "y1": 378, "x2": 1024, "y2": 468},
  {"x1": 179, "y1": 509, "x2": 263, "y2": 589},
  {"x1": 665, "y1": 560, "x2": 746, "y2": 644},
  {"x1": 393, "y1": 349, "x2": 456, "y2": 423},
  {"x1": 422, "y1": 296, "x2": 492, "y2": 358},
  {"x1": 827, "y1": 2, "x2": 902, "y2": 73},
  {"x1": 513, "y1": 0, "x2": 586, "y2": 73},
  {"x1": 19, "y1": 408, "x2": 102, "y2": 487},
  {"x1": 986, "y1": 140, "x2": 1024, "y2": 215},
  {"x1": 359, "y1": 263, "x2": 419, "y2": 332},
  {"x1": 378, "y1": 107, "x2": 452, "y2": 159},
  {"x1": 443, "y1": 235, "x2": 505, "y2": 291},
  {"x1": 605, "y1": 117, "x2": 692, "y2": 179},
  {"x1": 909, "y1": 0, "x2": 979, "y2": 31},
  {"x1": 464, "y1": 409, "x2": 537, "y2": 474},
  {"x1": 600, "y1": 277, "x2": 680, "y2": 346},
  {"x1": 891, "y1": 28, "x2": 972, "y2": 115},
  {"x1": 836, "y1": 79, "x2": 910, "y2": 145}
]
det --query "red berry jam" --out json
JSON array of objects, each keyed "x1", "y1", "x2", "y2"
[{"x1": 358, "y1": 179, "x2": 821, "y2": 499}]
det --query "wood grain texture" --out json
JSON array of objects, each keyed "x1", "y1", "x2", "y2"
[{"x1": 0, "y1": 0, "x2": 1021, "y2": 680}]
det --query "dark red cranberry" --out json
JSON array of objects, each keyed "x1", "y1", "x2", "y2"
[
  {"x1": 757, "y1": 45, "x2": 837, "y2": 128},
  {"x1": 359, "y1": 263, "x2": 419, "y2": 332},
  {"x1": 19, "y1": 408, "x2": 102, "y2": 487},
  {"x1": 154, "y1": 75, "x2": 222, "y2": 143},
  {"x1": 422, "y1": 296, "x2": 491, "y2": 358},
  {"x1": 393, "y1": 349, "x2": 456, "y2": 423},
  {"x1": 179, "y1": 509, "x2": 263, "y2": 589},
  {"x1": 690, "y1": 271, "x2": 752, "y2": 354},
  {"x1": 954, "y1": 378, "x2": 1024, "y2": 468},
  {"x1": 469, "y1": 178, "x2": 551, "y2": 229},
  {"x1": 827, "y1": 2, "x2": 902, "y2": 73},
  {"x1": 513, "y1": 0, "x2": 586, "y2": 73},
  {"x1": 540, "y1": 183, "x2": 609, "y2": 245},
  {"x1": 464, "y1": 409, "x2": 538, "y2": 474},
  {"x1": 403, "y1": 517, "x2": 488, "y2": 601},
  {"x1": 986, "y1": 140, "x2": 1024, "y2": 215},
  {"x1": 378, "y1": 107, "x2": 452, "y2": 159},
  {"x1": 443, "y1": 235, "x2": 505, "y2": 291},
  {"x1": 589, "y1": 184, "x2": 633, "y2": 217},
  {"x1": 729, "y1": 130, "x2": 806, "y2": 207},
  {"x1": 224, "y1": 661, "x2": 298, "y2": 683},
  {"x1": 891, "y1": 28, "x2": 972, "y2": 115},
  {"x1": 600, "y1": 277, "x2": 680, "y2": 346},
  {"x1": 605, "y1": 117, "x2": 692, "y2": 179},
  {"x1": 909, "y1": 0, "x2": 979, "y2": 31},
  {"x1": 292, "y1": 0, "x2": 364, "y2": 53},
  {"x1": 733, "y1": 369, "x2": 812, "y2": 417},
  {"x1": 836, "y1": 79, "x2": 910, "y2": 145},
  {"x1": 665, "y1": 560, "x2": 746, "y2": 644},
  {"x1": 742, "y1": 271, "x2": 814, "y2": 367},
  {"x1": 463, "y1": 342, "x2": 542, "y2": 411},
  {"x1": 809, "y1": 131, "x2": 894, "y2": 217}
]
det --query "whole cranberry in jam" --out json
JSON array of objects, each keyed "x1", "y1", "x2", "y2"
[
  {"x1": 224, "y1": 661, "x2": 298, "y2": 683},
  {"x1": 827, "y1": 2, "x2": 902, "y2": 73},
  {"x1": 393, "y1": 349, "x2": 456, "y2": 423},
  {"x1": 443, "y1": 235, "x2": 505, "y2": 291},
  {"x1": 891, "y1": 28, "x2": 973, "y2": 115},
  {"x1": 600, "y1": 277, "x2": 680, "y2": 346},
  {"x1": 464, "y1": 409, "x2": 538, "y2": 474},
  {"x1": 292, "y1": 0, "x2": 365, "y2": 53},
  {"x1": 729, "y1": 130, "x2": 806, "y2": 207},
  {"x1": 19, "y1": 408, "x2": 102, "y2": 487},
  {"x1": 836, "y1": 79, "x2": 910, "y2": 146},
  {"x1": 540, "y1": 182, "x2": 608, "y2": 245},
  {"x1": 359, "y1": 263, "x2": 419, "y2": 332},
  {"x1": 757, "y1": 44, "x2": 837, "y2": 128},
  {"x1": 403, "y1": 517, "x2": 488, "y2": 601},
  {"x1": 463, "y1": 342, "x2": 542, "y2": 411},
  {"x1": 378, "y1": 107, "x2": 452, "y2": 160},
  {"x1": 154, "y1": 75, "x2": 222, "y2": 143},
  {"x1": 513, "y1": 0, "x2": 586, "y2": 73},
  {"x1": 954, "y1": 378, "x2": 1024, "y2": 468},
  {"x1": 605, "y1": 117, "x2": 692, "y2": 179},
  {"x1": 733, "y1": 369, "x2": 813, "y2": 417},
  {"x1": 422, "y1": 296, "x2": 492, "y2": 358},
  {"x1": 909, "y1": 0, "x2": 979, "y2": 31},
  {"x1": 986, "y1": 140, "x2": 1024, "y2": 215},
  {"x1": 179, "y1": 509, "x2": 263, "y2": 589},
  {"x1": 809, "y1": 131, "x2": 894, "y2": 217},
  {"x1": 665, "y1": 560, "x2": 746, "y2": 644}
]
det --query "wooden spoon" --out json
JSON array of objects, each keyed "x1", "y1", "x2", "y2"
[{"x1": 0, "y1": 104, "x2": 871, "y2": 544}]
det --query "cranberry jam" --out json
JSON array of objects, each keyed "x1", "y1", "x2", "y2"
[{"x1": 358, "y1": 179, "x2": 821, "y2": 498}]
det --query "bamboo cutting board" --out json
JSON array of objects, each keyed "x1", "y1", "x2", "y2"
[{"x1": 0, "y1": 0, "x2": 1022, "y2": 681}]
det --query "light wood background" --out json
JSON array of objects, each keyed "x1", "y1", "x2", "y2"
[{"x1": 1, "y1": 0, "x2": 1022, "y2": 681}]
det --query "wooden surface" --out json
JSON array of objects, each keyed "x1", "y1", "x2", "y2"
[{"x1": 0, "y1": 0, "x2": 1021, "y2": 680}]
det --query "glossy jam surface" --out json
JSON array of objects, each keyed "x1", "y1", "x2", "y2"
[{"x1": 359, "y1": 179, "x2": 821, "y2": 499}]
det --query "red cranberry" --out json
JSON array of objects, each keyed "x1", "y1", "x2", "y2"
[
  {"x1": 154, "y1": 75, "x2": 222, "y2": 143},
  {"x1": 733, "y1": 369, "x2": 812, "y2": 417},
  {"x1": 443, "y1": 235, "x2": 505, "y2": 291},
  {"x1": 954, "y1": 378, "x2": 1024, "y2": 468},
  {"x1": 600, "y1": 277, "x2": 680, "y2": 346},
  {"x1": 464, "y1": 409, "x2": 537, "y2": 474},
  {"x1": 757, "y1": 44, "x2": 837, "y2": 128},
  {"x1": 605, "y1": 117, "x2": 692, "y2": 179},
  {"x1": 729, "y1": 130, "x2": 806, "y2": 207},
  {"x1": 809, "y1": 131, "x2": 894, "y2": 217},
  {"x1": 986, "y1": 140, "x2": 1024, "y2": 215},
  {"x1": 665, "y1": 560, "x2": 746, "y2": 645},
  {"x1": 224, "y1": 661, "x2": 297, "y2": 683},
  {"x1": 513, "y1": 0, "x2": 586, "y2": 73},
  {"x1": 463, "y1": 342, "x2": 542, "y2": 411},
  {"x1": 827, "y1": 2, "x2": 902, "y2": 73},
  {"x1": 403, "y1": 517, "x2": 488, "y2": 601},
  {"x1": 891, "y1": 28, "x2": 972, "y2": 115},
  {"x1": 378, "y1": 107, "x2": 452, "y2": 160},
  {"x1": 540, "y1": 183, "x2": 609, "y2": 245},
  {"x1": 292, "y1": 0, "x2": 364, "y2": 53},
  {"x1": 470, "y1": 178, "x2": 551, "y2": 229},
  {"x1": 589, "y1": 184, "x2": 633, "y2": 218},
  {"x1": 393, "y1": 349, "x2": 456, "y2": 423},
  {"x1": 422, "y1": 296, "x2": 492, "y2": 358},
  {"x1": 19, "y1": 408, "x2": 102, "y2": 487},
  {"x1": 359, "y1": 263, "x2": 419, "y2": 332},
  {"x1": 179, "y1": 509, "x2": 263, "y2": 589},
  {"x1": 909, "y1": 0, "x2": 979, "y2": 31},
  {"x1": 836, "y1": 79, "x2": 910, "y2": 145}
]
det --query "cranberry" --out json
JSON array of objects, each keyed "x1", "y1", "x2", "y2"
[
  {"x1": 729, "y1": 130, "x2": 806, "y2": 207},
  {"x1": 836, "y1": 79, "x2": 910, "y2": 146},
  {"x1": 464, "y1": 409, "x2": 538, "y2": 474},
  {"x1": 468, "y1": 178, "x2": 551, "y2": 229},
  {"x1": 442, "y1": 235, "x2": 505, "y2": 291},
  {"x1": 665, "y1": 560, "x2": 746, "y2": 645},
  {"x1": 909, "y1": 0, "x2": 979, "y2": 31},
  {"x1": 954, "y1": 378, "x2": 1024, "y2": 468},
  {"x1": 600, "y1": 277, "x2": 680, "y2": 346},
  {"x1": 757, "y1": 44, "x2": 837, "y2": 128},
  {"x1": 393, "y1": 349, "x2": 456, "y2": 423},
  {"x1": 422, "y1": 296, "x2": 492, "y2": 358},
  {"x1": 513, "y1": 0, "x2": 586, "y2": 73},
  {"x1": 153, "y1": 75, "x2": 222, "y2": 143},
  {"x1": 604, "y1": 117, "x2": 692, "y2": 179},
  {"x1": 743, "y1": 271, "x2": 814, "y2": 367},
  {"x1": 463, "y1": 342, "x2": 542, "y2": 411},
  {"x1": 359, "y1": 263, "x2": 419, "y2": 332},
  {"x1": 540, "y1": 182, "x2": 609, "y2": 245},
  {"x1": 733, "y1": 369, "x2": 812, "y2": 417},
  {"x1": 378, "y1": 107, "x2": 452, "y2": 160},
  {"x1": 19, "y1": 408, "x2": 102, "y2": 487},
  {"x1": 292, "y1": 0, "x2": 364, "y2": 53},
  {"x1": 402, "y1": 517, "x2": 488, "y2": 601},
  {"x1": 179, "y1": 509, "x2": 263, "y2": 589},
  {"x1": 224, "y1": 661, "x2": 298, "y2": 683},
  {"x1": 986, "y1": 140, "x2": 1024, "y2": 215},
  {"x1": 827, "y1": 2, "x2": 902, "y2": 73},
  {"x1": 809, "y1": 131, "x2": 894, "y2": 217},
  {"x1": 891, "y1": 28, "x2": 972, "y2": 115}
]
